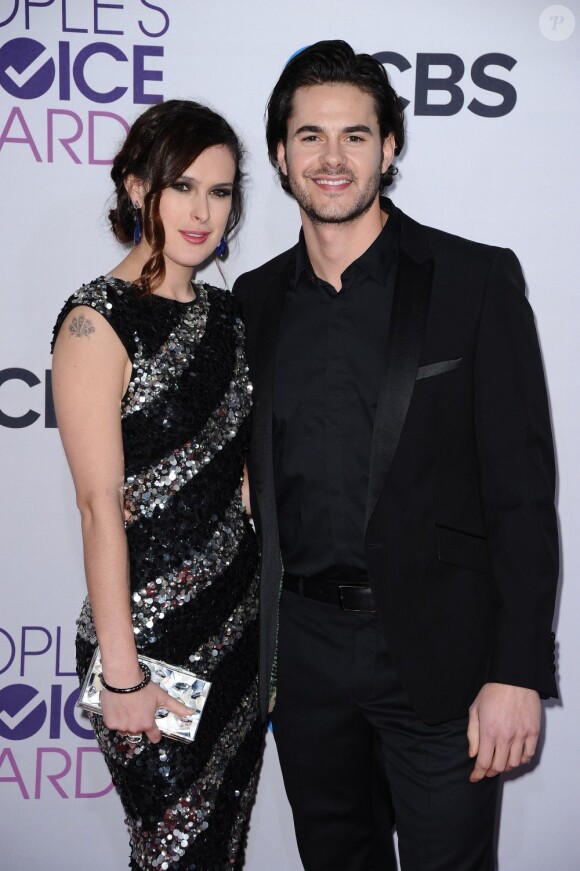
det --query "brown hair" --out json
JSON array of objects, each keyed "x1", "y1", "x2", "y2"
[{"x1": 108, "y1": 100, "x2": 244, "y2": 294}]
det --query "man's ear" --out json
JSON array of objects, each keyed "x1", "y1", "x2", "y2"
[
  {"x1": 124, "y1": 174, "x2": 146, "y2": 207},
  {"x1": 381, "y1": 133, "x2": 396, "y2": 175},
  {"x1": 276, "y1": 142, "x2": 288, "y2": 176}
]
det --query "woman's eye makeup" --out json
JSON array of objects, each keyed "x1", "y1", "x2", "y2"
[{"x1": 169, "y1": 182, "x2": 232, "y2": 197}]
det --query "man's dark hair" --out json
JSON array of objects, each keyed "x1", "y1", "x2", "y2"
[{"x1": 266, "y1": 40, "x2": 405, "y2": 193}]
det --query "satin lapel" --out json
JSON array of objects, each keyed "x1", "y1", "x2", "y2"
[{"x1": 365, "y1": 246, "x2": 434, "y2": 529}]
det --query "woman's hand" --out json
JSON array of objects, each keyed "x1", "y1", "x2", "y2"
[{"x1": 100, "y1": 681, "x2": 194, "y2": 744}]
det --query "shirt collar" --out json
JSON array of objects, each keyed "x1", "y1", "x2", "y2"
[{"x1": 294, "y1": 197, "x2": 400, "y2": 288}]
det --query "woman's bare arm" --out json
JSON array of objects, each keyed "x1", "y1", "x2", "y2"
[{"x1": 52, "y1": 305, "x2": 190, "y2": 740}]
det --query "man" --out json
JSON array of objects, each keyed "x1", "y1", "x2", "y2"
[{"x1": 234, "y1": 40, "x2": 558, "y2": 870}]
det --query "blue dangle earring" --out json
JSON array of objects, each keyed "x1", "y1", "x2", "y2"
[
  {"x1": 215, "y1": 236, "x2": 228, "y2": 259},
  {"x1": 133, "y1": 201, "x2": 142, "y2": 246}
]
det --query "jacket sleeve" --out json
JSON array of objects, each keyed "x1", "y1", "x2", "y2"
[
  {"x1": 232, "y1": 274, "x2": 248, "y2": 307},
  {"x1": 474, "y1": 247, "x2": 558, "y2": 697}
]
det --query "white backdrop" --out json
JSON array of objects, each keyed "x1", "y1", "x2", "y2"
[{"x1": 1, "y1": 1, "x2": 578, "y2": 868}]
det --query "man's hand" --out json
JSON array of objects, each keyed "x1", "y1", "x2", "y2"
[{"x1": 467, "y1": 682, "x2": 541, "y2": 782}]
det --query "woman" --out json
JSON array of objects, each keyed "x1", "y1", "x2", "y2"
[{"x1": 51, "y1": 100, "x2": 263, "y2": 870}]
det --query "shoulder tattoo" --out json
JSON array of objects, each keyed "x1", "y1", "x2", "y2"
[{"x1": 68, "y1": 314, "x2": 95, "y2": 339}]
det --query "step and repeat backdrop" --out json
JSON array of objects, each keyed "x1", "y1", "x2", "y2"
[{"x1": 1, "y1": 1, "x2": 578, "y2": 868}]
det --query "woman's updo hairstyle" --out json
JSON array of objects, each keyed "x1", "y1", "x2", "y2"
[{"x1": 108, "y1": 99, "x2": 244, "y2": 294}]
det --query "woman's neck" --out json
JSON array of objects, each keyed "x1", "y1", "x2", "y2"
[{"x1": 108, "y1": 245, "x2": 195, "y2": 302}]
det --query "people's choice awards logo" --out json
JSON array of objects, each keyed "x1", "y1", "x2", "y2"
[
  {"x1": 539, "y1": 5, "x2": 576, "y2": 40},
  {"x1": 0, "y1": 2, "x2": 170, "y2": 164},
  {"x1": 0, "y1": 38, "x2": 54, "y2": 99},
  {"x1": 0, "y1": 626, "x2": 113, "y2": 800}
]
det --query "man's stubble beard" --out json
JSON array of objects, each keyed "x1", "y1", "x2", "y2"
[{"x1": 286, "y1": 166, "x2": 383, "y2": 226}]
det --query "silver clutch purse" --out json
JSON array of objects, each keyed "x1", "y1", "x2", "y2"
[{"x1": 77, "y1": 647, "x2": 211, "y2": 743}]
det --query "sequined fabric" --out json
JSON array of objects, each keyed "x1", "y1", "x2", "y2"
[{"x1": 52, "y1": 277, "x2": 263, "y2": 870}]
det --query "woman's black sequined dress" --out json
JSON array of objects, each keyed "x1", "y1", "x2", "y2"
[{"x1": 52, "y1": 277, "x2": 263, "y2": 870}]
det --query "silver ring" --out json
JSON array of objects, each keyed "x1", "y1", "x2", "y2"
[{"x1": 126, "y1": 733, "x2": 143, "y2": 745}]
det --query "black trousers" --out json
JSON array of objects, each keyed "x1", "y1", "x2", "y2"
[{"x1": 271, "y1": 589, "x2": 499, "y2": 871}]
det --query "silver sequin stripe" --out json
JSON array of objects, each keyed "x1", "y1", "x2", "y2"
[
  {"x1": 187, "y1": 567, "x2": 259, "y2": 678},
  {"x1": 131, "y1": 495, "x2": 251, "y2": 643},
  {"x1": 128, "y1": 681, "x2": 260, "y2": 870},
  {"x1": 122, "y1": 283, "x2": 210, "y2": 418},
  {"x1": 66, "y1": 279, "x2": 115, "y2": 311},
  {"x1": 87, "y1": 565, "x2": 259, "y2": 772},
  {"x1": 124, "y1": 346, "x2": 252, "y2": 526},
  {"x1": 76, "y1": 494, "x2": 251, "y2": 647}
]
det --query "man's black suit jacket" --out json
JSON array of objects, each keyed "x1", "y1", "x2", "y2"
[{"x1": 233, "y1": 199, "x2": 559, "y2": 724}]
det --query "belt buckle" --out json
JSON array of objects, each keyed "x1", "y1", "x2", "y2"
[{"x1": 338, "y1": 584, "x2": 374, "y2": 613}]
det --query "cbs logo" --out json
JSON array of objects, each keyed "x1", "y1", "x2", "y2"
[{"x1": 0, "y1": 368, "x2": 55, "y2": 428}]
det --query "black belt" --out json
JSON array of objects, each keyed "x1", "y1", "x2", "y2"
[{"x1": 283, "y1": 573, "x2": 376, "y2": 613}]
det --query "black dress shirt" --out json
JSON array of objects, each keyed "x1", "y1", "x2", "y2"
[{"x1": 273, "y1": 203, "x2": 400, "y2": 579}]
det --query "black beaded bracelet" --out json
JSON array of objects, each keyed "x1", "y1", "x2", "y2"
[{"x1": 99, "y1": 662, "x2": 151, "y2": 694}]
